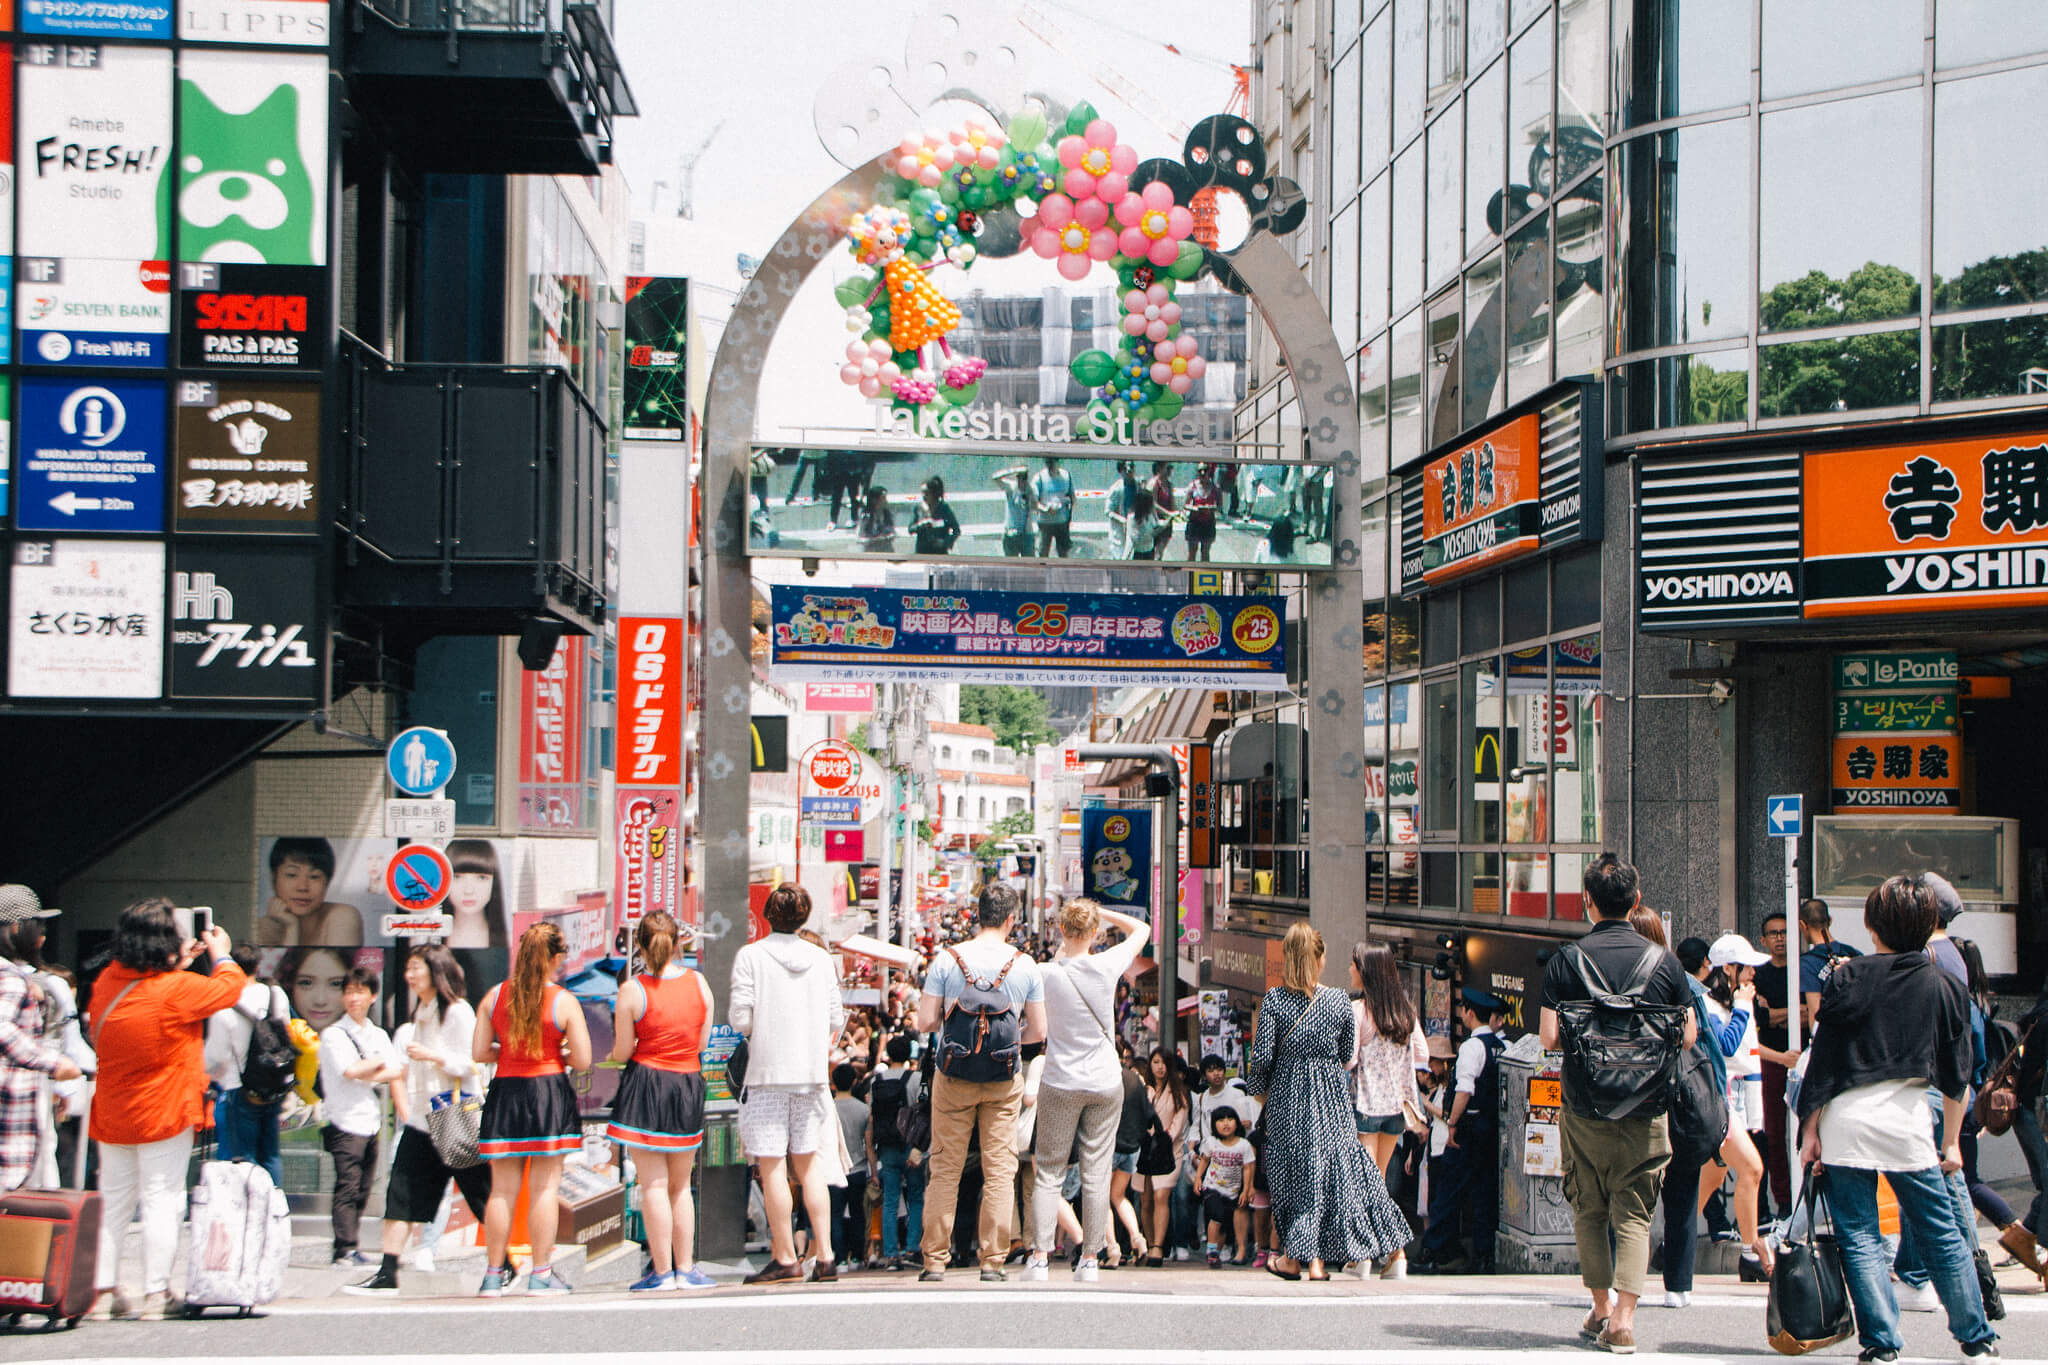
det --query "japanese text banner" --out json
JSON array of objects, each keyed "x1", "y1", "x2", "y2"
[{"x1": 769, "y1": 585, "x2": 1288, "y2": 689}]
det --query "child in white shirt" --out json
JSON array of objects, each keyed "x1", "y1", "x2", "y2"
[{"x1": 1193, "y1": 1106, "x2": 1255, "y2": 1267}]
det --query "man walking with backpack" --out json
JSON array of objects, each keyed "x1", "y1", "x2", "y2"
[
  {"x1": 1540, "y1": 854, "x2": 1696, "y2": 1354},
  {"x1": 204, "y1": 945, "x2": 293, "y2": 1186},
  {"x1": 914, "y1": 884, "x2": 1045, "y2": 1281}
]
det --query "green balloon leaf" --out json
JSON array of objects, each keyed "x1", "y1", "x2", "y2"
[
  {"x1": 1152, "y1": 389, "x2": 1185, "y2": 421},
  {"x1": 1169, "y1": 240, "x2": 1205, "y2": 279},
  {"x1": 1064, "y1": 102, "x2": 1098, "y2": 137},
  {"x1": 1008, "y1": 108, "x2": 1048, "y2": 151},
  {"x1": 1133, "y1": 404, "x2": 1157, "y2": 425},
  {"x1": 1069, "y1": 349, "x2": 1118, "y2": 386},
  {"x1": 834, "y1": 275, "x2": 873, "y2": 310},
  {"x1": 943, "y1": 381, "x2": 980, "y2": 406}
]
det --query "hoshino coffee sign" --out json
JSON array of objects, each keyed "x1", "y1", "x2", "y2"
[{"x1": 1640, "y1": 428, "x2": 2048, "y2": 630}]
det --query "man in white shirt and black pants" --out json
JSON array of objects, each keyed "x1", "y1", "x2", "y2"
[{"x1": 319, "y1": 966, "x2": 402, "y2": 1268}]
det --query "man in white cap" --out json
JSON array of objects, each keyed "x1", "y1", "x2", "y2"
[{"x1": 0, "y1": 885, "x2": 84, "y2": 1191}]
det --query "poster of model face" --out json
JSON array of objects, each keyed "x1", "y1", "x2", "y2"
[
  {"x1": 255, "y1": 836, "x2": 389, "y2": 950},
  {"x1": 259, "y1": 945, "x2": 383, "y2": 1034},
  {"x1": 17, "y1": 43, "x2": 172, "y2": 260},
  {"x1": 169, "y1": 544, "x2": 320, "y2": 700},
  {"x1": 177, "y1": 49, "x2": 326, "y2": 266},
  {"x1": 173, "y1": 379, "x2": 319, "y2": 531},
  {"x1": 16, "y1": 376, "x2": 167, "y2": 533},
  {"x1": 438, "y1": 837, "x2": 514, "y2": 950},
  {"x1": 180, "y1": 0, "x2": 331, "y2": 45},
  {"x1": 7, "y1": 537, "x2": 164, "y2": 699}
]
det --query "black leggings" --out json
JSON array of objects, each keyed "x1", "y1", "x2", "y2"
[{"x1": 1661, "y1": 1147, "x2": 1713, "y2": 1292}]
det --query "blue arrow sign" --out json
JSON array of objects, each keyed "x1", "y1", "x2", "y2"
[
  {"x1": 1767, "y1": 793, "x2": 1804, "y2": 838},
  {"x1": 387, "y1": 727, "x2": 457, "y2": 796}
]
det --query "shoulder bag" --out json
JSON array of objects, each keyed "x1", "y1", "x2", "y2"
[{"x1": 1765, "y1": 1169, "x2": 1856, "y2": 1356}]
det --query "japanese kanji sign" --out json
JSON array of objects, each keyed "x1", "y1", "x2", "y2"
[
  {"x1": 1831, "y1": 734, "x2": 1961, "y2": 810},
  {"x1": 1417, "y1": 412, "x2": 1541, "y2": 586},
  {"x1": 1831, "y1": 649, "x2": 1961, "y2": 813},
  {"x1": 615, "y1": 789, "x2": 682, "y2": 929},
  {"x1": 616, "y1": 616, "x2": 683, "y2": 787},
  {"x1": 169, "y1": 545, "x2": 319, "y2": 700},
  {"x1": 769, "y1": 586, "x2": 1289, "y2": 689},
  {"x1": 1833, "y1": 693, "x2": 1958, "y2": 734},
  {"x1": 517, "y1": 637, "x2": 587, "y2": 832},
  {"x1": 1805, "y1": 432, "x2": 2048, "y2": 617},
  {"x1": 174, "y1": 379, "x2": 319, "y2": 531},
  {"x1": 8, "y1": 536, "x2": 163, "y2": 698}
]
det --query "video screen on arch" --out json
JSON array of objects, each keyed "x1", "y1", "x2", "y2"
[{"x1": 746, "y1": 443, "x2": 1335, "y2": 569}]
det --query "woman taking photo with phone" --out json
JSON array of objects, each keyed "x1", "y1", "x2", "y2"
[
  {"x1": 607, "y1": 911, "x2": 716, "y2": 1292},
  {"x1": 473, "y1": 922, "x2": 591, "y2": 1297}
]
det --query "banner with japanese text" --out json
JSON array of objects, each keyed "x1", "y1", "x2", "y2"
[
  {"x1": 1080, "y1": 807, "x2": 1152, "y2": 913},
  {"x1": 769, "y1": 585, "x2": 1288, "y2": 689},
  {"x1": 517, "y1": 637, "x2": 589, "y2": 832},
  {"x1": 615, "y1": 789, "x2": 683, "y2": 931}
]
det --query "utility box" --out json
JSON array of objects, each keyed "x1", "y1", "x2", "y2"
[{"x1": 1495, "y1": 1048, "x2": 1578, "y2": 1275}]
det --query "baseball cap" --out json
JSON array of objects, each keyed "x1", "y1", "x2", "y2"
[
  {"x1": 1707, "y1": 932, "x2": 1771, "y2": 968},
  {"x1": 1920, "y1": 872, "x2": 1966, "y2": 926},
  {"x1": 0, "y1": 885, "x2": 59, "y2": 925}
]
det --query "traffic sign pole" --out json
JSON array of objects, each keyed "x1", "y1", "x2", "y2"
[{"x1": 1768, "y1": 794, "x2": 1805, "y2": 1203}]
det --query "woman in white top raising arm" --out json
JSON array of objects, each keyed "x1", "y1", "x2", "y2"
[{"x1": 1022, "y1": 898, "x2": 1149, "y2": 1283}]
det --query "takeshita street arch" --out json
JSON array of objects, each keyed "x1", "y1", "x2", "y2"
[{"x1": 696, "y1": 54, "x2": 1366, "y2": 1027}]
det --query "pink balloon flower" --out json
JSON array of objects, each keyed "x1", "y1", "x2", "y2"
[
  {"x1": 1149, "y1": 334, "x2": 1205, "y2": 395},
  {"x1": 893, "y1": 129, "x2": 956, "y2": 189},
  {"x1": 1055, "y1": 119, "x2": 1139, "y2": 208},
  {"x1": 1030, "y1": 193, "x2": 1119, "y2": 281},
  {"x1": 1113, "y1": 181, "x2": 1197, "y2": 268}
]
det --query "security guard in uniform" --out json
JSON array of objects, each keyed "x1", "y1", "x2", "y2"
[{"x1": 1420, "y1": 986, "x2": 1509, "y2": 1274}]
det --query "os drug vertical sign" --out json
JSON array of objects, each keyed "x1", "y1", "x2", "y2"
[{"x1": 615, "y1": 617, "x2": 686, "y2": 937}]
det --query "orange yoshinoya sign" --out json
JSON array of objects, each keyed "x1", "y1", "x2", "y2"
[
  {"x1": 1805, "y1": 431, "x2": 2048, "y2": 618},
  {"x1": 1831, "y1": 734, "x2": 1961, "y2": 811},
  {"x1": 1419, "y1": 413, "x2": 1542, "y2": 585}
]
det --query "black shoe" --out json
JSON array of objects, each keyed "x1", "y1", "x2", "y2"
[
  {"x1": 742, "y1": 1259, "x2": 804, "y2": 1285},
  {"x1": 1960, "y1": 1342, "x2": 2000, "y2": 1361},
  {"x1": 1469, "y1": 1257, "x2": 1495, "y2": 1275},
  {"x1": 341, "y1": 1269, "x2": 399, "y2": 1297},
  {"x1": 1856, "y1": 1350, "x2": 1898, "y2": 1363},
  {"x1": 918, "y1": 1268, "x2": 945, "y2": 1283},
  {"x1": 979, "y1": 1268, "x2": 1006, "y2": 1283},
  {"x1": 1419, "y1": 1255, "x2": 1469, "y2": 1276},
  {"x1": 1738, "y1": 1255, "x2": 1771, "y2": 1283}
]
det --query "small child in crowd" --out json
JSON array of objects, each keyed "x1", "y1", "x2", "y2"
[{"x1": 1194, "y1": 1106, "x2": 1255, "y2": 1268}]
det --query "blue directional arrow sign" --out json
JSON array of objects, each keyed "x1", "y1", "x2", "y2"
[
  {"x1": 1767, "y1": 793, "x2": 1804, "y2": 839},
  {"x1": 387, "y1": 727, "x2": 457, "y2": 797}
]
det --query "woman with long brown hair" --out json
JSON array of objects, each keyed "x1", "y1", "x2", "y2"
[
  {"x1": 1246, "y1": 923, "x2": 1411, "y2": 1281},
  {"x1": 1140, "y1": 1045, "x2": 1190, "y2": 1264},
  {"x1": 472, "y1": 921, "x2": 592, "y2": 1296},
  {"x1": 607, "y1": 911, "x2": 716, "y2": 1291},
  {"x1": 1346, "y1": 943, "x2": 1427, "y2": 1278}
]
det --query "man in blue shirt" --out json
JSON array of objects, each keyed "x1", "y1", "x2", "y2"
[
  {"x1": 1796, "y1": 898, "x2": 1862, "y2": 1030},
  {"x1": 914, "y1": 883, "x2": 1046, "y2": 1282}
]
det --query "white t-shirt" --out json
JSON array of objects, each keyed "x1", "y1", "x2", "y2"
[
  {"x1": 318, "y1": 1017, "x2": 396, "y2": 1137},
  {"x1": 923, "y1": 936, "x2": 1045, "y2": 1012},
  {"x1": 1818, "y1": 1078, "x2": 1940, "y2": 1172},
  {"x1": 1199, "y1": 1135, "x2": 1255, "y2": 1197},
  {"x1": 1040, "y1": 933, "x2": 1146, "y2": 1094}
]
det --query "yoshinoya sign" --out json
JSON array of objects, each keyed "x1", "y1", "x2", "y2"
[
  {"x1": 769, "y1": 585, "x2": 1289, "y2": 690},
  {"x1": 1398, "y1": 380, "x2": 1601, "y2": 597},
  {"x1": 1642, "y1": 425, "x2": 2048, "y2": 629}
]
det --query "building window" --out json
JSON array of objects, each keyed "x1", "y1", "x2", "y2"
[
  {"x1": 941, "y1": 745, "x2": 952, "y2": 760},
  {"x1": 1007, "y1": 797, "x2": 1025, "y2": 815},
  {"x1": 973, "y1": 748, "x2": 991, "y2": 763}
]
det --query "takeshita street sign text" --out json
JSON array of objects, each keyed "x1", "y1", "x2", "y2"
[{"x1": 870, "y1": 399, "x2": 1253, "y2": 449}]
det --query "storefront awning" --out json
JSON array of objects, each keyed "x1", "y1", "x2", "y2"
[
  {"x1": 836, "y1": 933, "x2": 921, "y2": 969},
  {"x1": 1098, "y1": 689, "x2": 1222, "y2": 786}
]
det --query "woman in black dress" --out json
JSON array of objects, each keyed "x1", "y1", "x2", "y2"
[{"x1": 1246, "y1": 923, "x2": 1412, "y2": 1280}]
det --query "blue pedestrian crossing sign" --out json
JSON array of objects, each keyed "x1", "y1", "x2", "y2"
[
  {"x1": 1767, "y1": 794, "x2": 1804, "y2": 838},
  {"x1": 387, "y1": 727, "x2": 457, "y2": 796}
]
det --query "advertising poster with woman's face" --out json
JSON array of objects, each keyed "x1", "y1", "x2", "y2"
[
  {"x1": 257, "y1": 835, "x2": 519, "y2": 950},
  {"x1": 262, "y1": 946, "x2": 386, "y2": 1033}
]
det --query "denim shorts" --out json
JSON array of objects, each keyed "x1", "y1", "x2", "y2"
[
  {"x1": 1113, "y1": 1149, "x2": 1139, "y2": 1174},
  {"x1": 1357, "y1": 1111, "x2": 1407, "y2": 1136}
]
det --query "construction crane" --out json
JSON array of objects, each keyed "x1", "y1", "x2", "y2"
[
  {"x1": 660, "y1": 117, "x2": 727, "y2": 221},
  {"x1": 1013, "y1": 2, "x2": 1250, "y2": 248}
]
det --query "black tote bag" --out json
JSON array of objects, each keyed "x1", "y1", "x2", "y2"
[{"x1": 1766, "y1": 1171, "x2": 1857, "y2": 1356}]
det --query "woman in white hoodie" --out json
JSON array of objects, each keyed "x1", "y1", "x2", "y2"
[{"x1": 730, "y1": 884, "x2": 845, "y2": 1285}]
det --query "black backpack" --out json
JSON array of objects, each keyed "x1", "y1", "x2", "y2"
[
  {"x1": 1554, "y1": 942, "x2": 1691, "y2": 1121},
  {"x1": 1667, "y1": 1000, "x2": 1730, "y2": 1160},
  {"x1": 870, "y1": 1070, "x2": 909, "y2": 1148},
  {"x1": 239, "y1": 987, "x2": 300, "y2": 1106},
  {"x1": 936, "y1": 947, "x2": 1024, "y2": 1084}
]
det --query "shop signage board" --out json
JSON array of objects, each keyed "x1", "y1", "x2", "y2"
[
  {"x1": 0, "y1": 377, "x2": 12, "y2": 516},
  {"x1": 823, "y1": 828, "x2": 863, "y2": 863},
  {"x1": 179, "y1": 0, "x2": 332, "y2": 45},
  {"x1": 1832, "y1": 735, "x2": 1961, "y2": 810},
  {"x1": 168, "y1": 545, "x2": 319, "y2": 700},
  {"x1": 615, "y1": 789, "x2": 682, "y2": 929},
  {"x1": 16, "y1": 376, "x2": 167, "y2": 532},
  {"x1": 177, "y1": 263, "x2": 322, "y2": 370},
  {"x1": 19, "y1": 256, "x2": 170, "y2": 368},
  {"x1": 1833, "y1": 693, "x2": 1959, "y2": 734},
  {"x1": 7, "y1": 536, "x2": 164, "y2": 698},
  {"x1": 1636, "y1": 450, "x2": 1805, "y2": 629},
  {"x1": 800, "y1": 796, "x2": 861, "y2": 825},
  {"x1": 804, "y1": 682, "x2": 874, "y2": 713},
  {"x1": 1834, "y1": 650, "x2": 1959, "y2": 692},
  {"x1": 769, "y1": 585, "x2": 1290, "y2": 690},
  {"x1": 1185, "y1": 742, "x2": 1217, "y2": 870},
  {"x1": 17, "y1": 43, "x2": 172, "y2": 260},
  {"x1": 799, "y1": 737, "x2": 883, "y2": 822},
  {"x1": 177, "y1": 50, "x2": 327, "y2": 267},
  {"x1": 517, "y1": 638, "x2": 587, "y2": 833},
  {"x1": 617, "y1": 616, "x2": 684, "y2": 786},
  {"x1": 1397, "y1": 380, "x2": 1602, "y2": 596},
  {"x1": 1830, "y1": 650, "x2": 1960, "y2": 813},
  {"x1": 23, "y1": 1, "x2": 170, "y2": 36},
  {"x1": 173, "y1": 379, "x2": 318, "y2": 531},
  {"x1": 622, "y1": 276, "x2": 688, "y2": 440}
]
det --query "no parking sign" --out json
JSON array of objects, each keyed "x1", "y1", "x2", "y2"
[{"x1": 385, "y1": 843, "x2": 453, "y2": 912}]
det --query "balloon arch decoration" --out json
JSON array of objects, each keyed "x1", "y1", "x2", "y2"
[
  {"x1": 828, "y1": 102, "x2": 1307, "y2": 430},
  {"x1": 692, "y1": 94, "x2": 1368, "y2": 1189}
]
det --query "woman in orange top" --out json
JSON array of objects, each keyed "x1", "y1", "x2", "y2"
[
  {"x1": 87, "y1": 899, "x2": 247, "y2": 1321},
  {"x1": 606, "y1": 911, "x2": 715, "y2": 1292},
  {"x1": 472, "y1": 921, "x2": 591, "y2": 1297}
]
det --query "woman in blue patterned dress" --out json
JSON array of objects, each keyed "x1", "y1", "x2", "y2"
[{"x1": 1246, "y1": 923, "x2": 1412, "y2": 1280}]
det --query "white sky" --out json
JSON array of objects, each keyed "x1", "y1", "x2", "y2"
[{"x1": 608, "y1": 0, "x2": 1256, "y2": 436}]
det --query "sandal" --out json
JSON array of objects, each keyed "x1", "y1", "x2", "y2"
[
  {"x1": 1265, "y1": 1258, "x2": 1302, "y2": 1282},
  {"x1": 1144, "y1": 1251, "x2": 1163, "y2": 1267}
]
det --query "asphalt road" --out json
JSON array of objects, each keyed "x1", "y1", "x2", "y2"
[{"x1": 14, "y1": 1271, "x2": 2048, "y2": 1363}]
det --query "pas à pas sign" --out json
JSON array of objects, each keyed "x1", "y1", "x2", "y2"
[{"x1": 872, "y1": 400, "x2": 1237, "y2": 448}]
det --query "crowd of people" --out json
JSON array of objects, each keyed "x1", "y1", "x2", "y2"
[{"x1": 0, "y1": 855, "x2": 2036, "y2": 1350}]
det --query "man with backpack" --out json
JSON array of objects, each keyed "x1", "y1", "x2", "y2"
[
  {"x1": 203, "y1": 945, "x2": 293, "y2": 1185},
  {"x1": 913, "y1": 883, "x2": 1045, "y2": 1282},
  {"x1": 1539, "y1": 854, "x2": 1696, "y2": 1354},
  {"x1": 866, "y1": 1033, "x2": 928, "y2": 1269}
]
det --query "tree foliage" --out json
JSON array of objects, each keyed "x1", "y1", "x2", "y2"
[{"x1": 958, "y1": 684, "x2": 1059, "y2": 753}]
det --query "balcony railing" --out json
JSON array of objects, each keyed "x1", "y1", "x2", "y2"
[{"x1": 335, "y1": 331, "x2": 606, "y2": 635}]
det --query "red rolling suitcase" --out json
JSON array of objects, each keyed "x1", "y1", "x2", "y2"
[{"x1": 0, "y1": 1189, "x2": 101, "y2": 1330}]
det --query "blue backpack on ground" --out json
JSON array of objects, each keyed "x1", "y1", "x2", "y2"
[{"x1": 936, "y1": 947, "x2": 1023, "y2": 1084}]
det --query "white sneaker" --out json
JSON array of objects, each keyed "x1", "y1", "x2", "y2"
[
  {"x1": 1172, "y1": 1247, "x2": 1190, "y2": 1262},
  {"x1": 410, "y1": 1248, "x2": 436, "y2": 1273},
  {"x1": 1074, "y1": 1257, "x2": 1099, "y2": 1283},
  {"x1": 1663, "y1": 1290, "x2": 1691, "y2": 1308},
  {"x1": 1020, "y1": 1258, "x2": 1049, "y2": 1282},
  {"x1": 1900, "y1": 1282, "x2": 1941, "y2": 1313}
]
